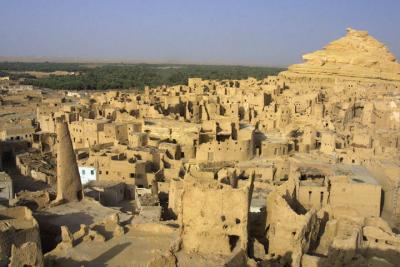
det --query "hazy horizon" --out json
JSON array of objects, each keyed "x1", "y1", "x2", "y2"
[
  {"x1": 1, "y1": 0, "x2": 399, "y2": 67},
  {"x1": 0, "y1": 55, "x2": 287, "y2": 68}
]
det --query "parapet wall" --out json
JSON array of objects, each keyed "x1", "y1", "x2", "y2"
[{"x1": 196, "y1": 139, "x2": 254, "y2": 162}]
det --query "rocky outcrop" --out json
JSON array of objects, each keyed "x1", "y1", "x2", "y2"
[{"x1": 281, "y1": 28, "x2": 400, "y2": 82}]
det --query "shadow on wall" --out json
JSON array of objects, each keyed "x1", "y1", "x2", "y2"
[
  {"x1": 35, "y1": 212, "x2": 95, "y2": 253},
  {"x1": 380, "y1": 189, "x2": 385, "y2": 216},
  {"x1": 12, "y1": 171, "x2": 50, "y2": 196}
]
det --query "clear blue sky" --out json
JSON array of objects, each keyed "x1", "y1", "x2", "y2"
[{"x1": 0, "y1": 0, "x2": 399, "y2": 66}]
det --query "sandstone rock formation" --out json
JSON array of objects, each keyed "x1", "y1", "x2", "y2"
[
  {"x1": 55, "y1": 121, "x2": 83, "y2": 203},
  {"x1": 282, "y1": 28, "x2": 400, "y2": 82}
]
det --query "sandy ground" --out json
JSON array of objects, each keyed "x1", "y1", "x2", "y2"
[{"x1": 46, "y1": 223, "x2": 179, "y2": 267}]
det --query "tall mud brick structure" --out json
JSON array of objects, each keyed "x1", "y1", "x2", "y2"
[{"x1": 55, "y1": 121, "x2": 83, "y2": 203}]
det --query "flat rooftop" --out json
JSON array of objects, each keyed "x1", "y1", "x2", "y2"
[
  {"x1": 36, "y1": 199, "x2": 120, "y2": 233},
  {"x1": 334, "y1": 164, "x2": 380, "y2": 185}
]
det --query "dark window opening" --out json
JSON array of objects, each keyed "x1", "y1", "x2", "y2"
[
  {"x1": 77, "y1": 190, "x2": 83, "y2": 201},
  {"x1": 228, "y1": 235, "x2": 239, "y2": 251}
]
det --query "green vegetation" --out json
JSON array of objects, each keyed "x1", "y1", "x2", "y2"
[{"x1": 0, "y1": 62, "x2": 285, "y2": 90}]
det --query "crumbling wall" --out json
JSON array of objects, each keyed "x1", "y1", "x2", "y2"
[
  {"x1": 180, "y1": 177, "x2": 252, "y2": 255},
  {"x1": 361, "y1": 217, "x2": 400, "y2": 265},
  {"x1": 9, "y1": 242, "x2": 43, "y2": 267},
  {"x1": 266, "y1": 191, "x2": 319, "y2": 267},
  {"x1": 324, "y1": 218, "x2": 363, "y2": 266},
  {"x1": 0, "y1": 207, "x2": 43, "y2": 267},
  {"x1": 168, "y1": 179, "x2": 184, "y2": 219},
  {"x1": 313, "y1": 214, "x2": 400, "y2": 266}
]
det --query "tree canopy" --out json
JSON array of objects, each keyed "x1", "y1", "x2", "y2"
[{"x1": 0, "y1": 62, "x2": 285, "y2": 90}]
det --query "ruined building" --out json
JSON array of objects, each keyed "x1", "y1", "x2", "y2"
[{"x1": 0, "y1": 28, "x2": 399, "y2": 266}]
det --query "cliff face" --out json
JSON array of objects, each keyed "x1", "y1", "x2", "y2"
[{"x1": 281, "y1": 28, "x2": 400, "y2": 82}]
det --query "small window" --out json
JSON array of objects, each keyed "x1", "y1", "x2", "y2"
[
  {"x1": 90, "y1": 170, "x2": 94, "y2": 175},
  {"x1": 82, "y1": 170, "x2": 86, "y2": 175}
]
